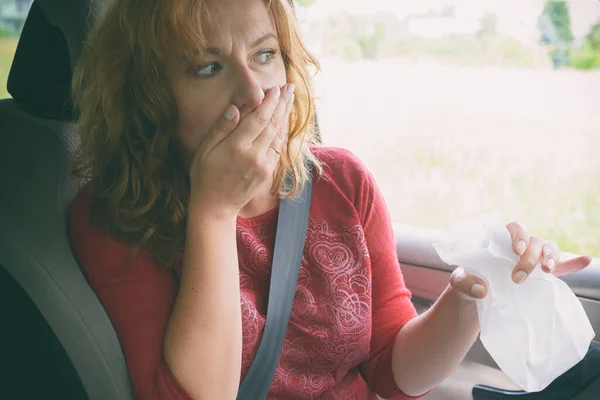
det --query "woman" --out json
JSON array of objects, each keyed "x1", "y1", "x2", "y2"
[{"x1": 68, "y1": 0, "x2": 593, "y2": 399}]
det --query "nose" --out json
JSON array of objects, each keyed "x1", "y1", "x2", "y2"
[{"x1": 231, "y1": 68, "x2": 267, "y2": 118}]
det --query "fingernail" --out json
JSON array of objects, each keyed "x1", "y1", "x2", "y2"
[
  {"x1": 513, "y1": 271, "x2": 527, "y2": 284},
  {"x1": 546, "y1": 258, "x2": 556, "y2": 271},
  {"x1": 516, "y1": 240, "x2": 527, "y2": 256},
  {"x1": 287, "y1": 83, "x2": 295, "y2": 94},
  {"x1": 471, "y1": 283, "x2": 486, "y2": 298},
  {"x1": 224, "y1": 105, "x2": 236, "y2": 120},
  {"x1": 273, "y1": 86, "x2": 281, "y2": 96},
  {"x1": 288, "y1": 93, "x2": 295, "y2": 105}
]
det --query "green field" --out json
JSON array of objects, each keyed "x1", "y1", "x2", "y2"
[
  {"x1": 315, "y1": 59, "x2": 600, "y2": 257},
  {"x1": 0, "y1": 38, "x2": 17, "y2": 98}
]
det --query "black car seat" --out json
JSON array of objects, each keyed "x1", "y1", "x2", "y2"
[{"x1": 0, "y1": 1, "x2": 134, "y2": 399}]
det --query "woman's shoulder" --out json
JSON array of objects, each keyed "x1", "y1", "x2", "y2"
[
  {"x1": 310, "y1": 145, "x2": 364, "y2": 166},
  {"x1": 308, "y1": 145, "x2": 376, "y2": 211},
  {"x1": 68, "y1": 184, "x2": 163, "y2": 283},
  {"x1": 69, "y1": 184, "x2": 96, "y2": 246},
  {"x1": 309, "y1": 145, "x2": 371, "y2": 182}
]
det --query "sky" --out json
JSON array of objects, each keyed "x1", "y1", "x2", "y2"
[{"x1": 305, "y1": 0, "x2": 600, "y2": 40}]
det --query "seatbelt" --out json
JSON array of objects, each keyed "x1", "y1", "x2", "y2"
[{"x1": 236, "y1": 165, "x2": 313, "y2": 400}]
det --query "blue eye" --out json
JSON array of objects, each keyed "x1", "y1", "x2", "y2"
[{"x1": 192, "y1": 63, "x2": 222, "y2": 78}]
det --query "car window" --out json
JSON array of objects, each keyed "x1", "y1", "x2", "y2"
[
  {"x1": 0, "y1": 0, "x2": 31, "y2": 98},
  {"x1": 300, "y1": 0, "x2": 600, "y2": 257}
]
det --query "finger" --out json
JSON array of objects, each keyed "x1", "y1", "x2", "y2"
[
  {"x1": 506, "y1": 221, "x2": 530, "y2": 256},
  {"x1": 541, "y1": 240, "x2": 560, "y2": 273},
  {"x1": 450, "y1": 267, "x2": 487, "y2": 300},
  {"x1": 280, "y1": 88, "x2": 295, "y2": 136},
  {"x1": 232, "y1": 86, "x2": 281, "y2": 143},
  {"x1": 254, "y1": 84, "x2": 294, "y2": 153},
  {"x1": 268, "y1": 131, "x2": 284, "y2": 155},
  {"x1": 264, "y1": 124, "x2": 285, "y2": 169},
  {"x1": 199, "y1": 104, "x2": 240, "y2": 154},
  {"x1": 552, "y1": 255, "x2": 593, "y2": 277},
  {"x1": 267, "y1": 90, "x2": 294, "y2": 161},
  {"x1": 276, "y1": 83, "x2": 295, "y2": 125},
  {"x1": 512, "y1": 235, "x2": 543, "y2": 284},
  {"x1": 277, "y1": 88, "x2": 294, "y2": 145},
  {"x1": 271, "y1": 83, "x2": 295, "y2": 127}
]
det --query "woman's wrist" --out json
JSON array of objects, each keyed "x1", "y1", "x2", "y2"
[
  {"x1": 391, "y1": 284, "x2": 481, "y2": 396},
  {"x1": 187, "y1": 198, "x2": 238, "y2": 226}
]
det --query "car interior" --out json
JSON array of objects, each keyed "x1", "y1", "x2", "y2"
[{"x1": 1, "y1": 1, "x2": 599, "y2": 399}]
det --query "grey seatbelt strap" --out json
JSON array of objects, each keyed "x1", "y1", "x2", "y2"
[{"x1": 236, "y1": 166, "x2": 313, "y2": 400}]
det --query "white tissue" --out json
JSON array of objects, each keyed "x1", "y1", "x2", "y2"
[{"x1": 432, "y1": 214, "x2": 595, "y2": 392}]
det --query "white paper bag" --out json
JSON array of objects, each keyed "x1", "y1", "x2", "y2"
[{"x1": 432, "y1": 214, "x2": 595, "y2": 392}]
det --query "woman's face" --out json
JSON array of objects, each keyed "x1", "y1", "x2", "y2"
[{"x1": 166, "y1": 0, "x2": 287, "y2": 165}]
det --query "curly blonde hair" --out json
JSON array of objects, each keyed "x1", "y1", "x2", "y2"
[{"x1": 72, "y1": 0, "x2": 323, "y2": 268}]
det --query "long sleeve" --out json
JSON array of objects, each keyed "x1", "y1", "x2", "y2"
[
  {"x1": 338, "y1": 152, "x2": 422, "y2": 399},
  {"x1": 69, "y1": 189, "x2": 194, "y2": 400}
]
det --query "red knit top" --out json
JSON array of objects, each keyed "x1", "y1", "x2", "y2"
[{"x1": 69, "y1": 146, "x2": 421, "y2": 399}]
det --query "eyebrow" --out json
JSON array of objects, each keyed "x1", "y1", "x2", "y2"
[{"x1": 205, "y1": 33, "x2": 278, "y2": 56}]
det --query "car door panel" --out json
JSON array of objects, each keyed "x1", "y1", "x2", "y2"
[{"x1": 395, "y1": 226, "x2": 600, "y2": 400}]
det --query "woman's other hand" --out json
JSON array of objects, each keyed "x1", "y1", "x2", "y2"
[
  {"x1": 449, "y1": 221, "x2": 593, "y2": 300},
  {"x1": 189, "y1": 83, "x2": 295, "y2": 219}
]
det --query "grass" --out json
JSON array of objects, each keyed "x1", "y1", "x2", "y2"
[
  {"x1": 0, "y1": 38, "x2": 18, "y2": 98},
  {"x1": 314, "y1": 58, "x2": 600, "y2": 257}
]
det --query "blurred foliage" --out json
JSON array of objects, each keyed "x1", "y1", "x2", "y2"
[
  {"x1": 392, "y1": 35, "x2": 536, "y2": 67},
  {"x1": 478, "y1": 13, "x2": 498, "y2": 38},
  {"x1": 588, "y1": 21, "x2": 600, "y2": 49},
  {"x1": 539, "y1": 0, "x2": 574, "y2": 45},
  {"x1": 0, "y1": 38, "x2": 16, "y2": 98},
  {"x1": 570, "y1": 42, "x2": 599, "y2": 70},
  {"x1": 537, "y1": 0, "x2": 572, "y2": 68},
  {"x1": 314, "y1": 6, "x2": 599, "y2": 70},
  {"x1": 318, "y1": 11, "x2": 538, "y2": 68},
  {"x1": 295, "y1": 0, "x2": 316, "y2": 7},
  {"x1": 536, "y1": 1, "x2": 600, "y2": 70},
  {"x1": 570, "y1": 21, "x2": 600, "y2": 70},
  {"x1": 0, "y1": 0, "x2": 30, "y2": 37},
  {"x1": 0, "y1": 25, "x2": 12, "y2": 37}
]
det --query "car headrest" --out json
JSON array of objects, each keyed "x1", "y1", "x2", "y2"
[{"x1": 7, "y1": 0, "x2": 98, "y2": 121}]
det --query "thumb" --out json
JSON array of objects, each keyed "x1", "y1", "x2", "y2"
[
  {"x1": 201, "y1": 104, "x2": 240, "y2": 154},
  {"x1": 450, "y1": 267, "x2": 488, "y2": 300}
]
